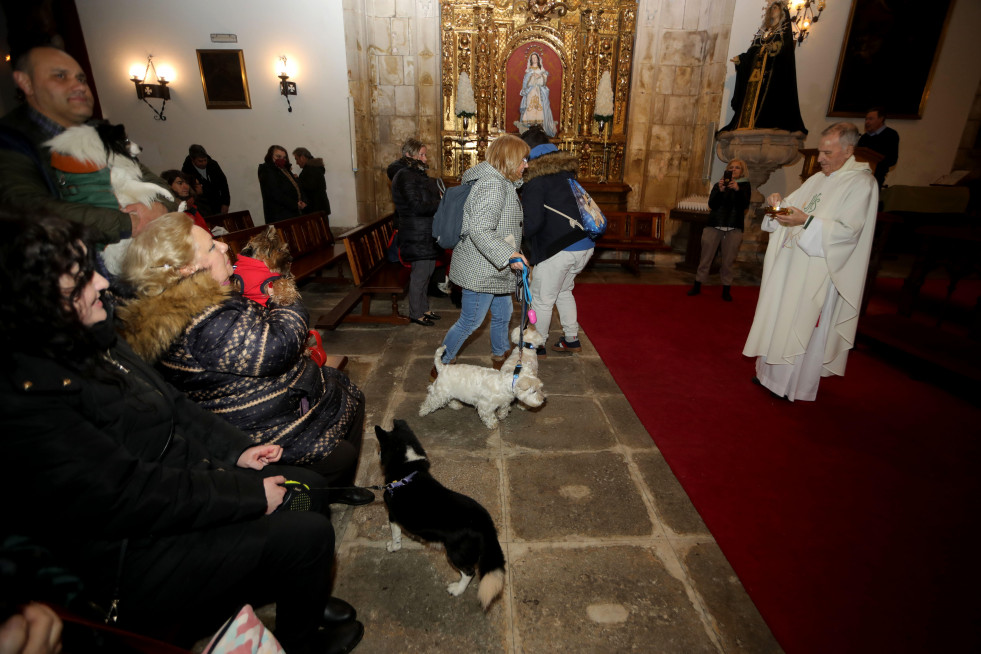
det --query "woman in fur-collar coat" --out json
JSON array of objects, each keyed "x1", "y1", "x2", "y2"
[
  {"x1": 519, "y1": 131, "x2": 596, "y2": 354},
  {"x1": 116, "y1": 213, "x2": 369, "y2": 499}
]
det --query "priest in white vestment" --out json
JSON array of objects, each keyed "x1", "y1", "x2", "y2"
[{"x1": 743, "y1": 122, "x2": 878, "y2": 401}]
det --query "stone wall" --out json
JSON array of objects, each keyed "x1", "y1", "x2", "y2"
[
  {"x1": 624, "y1": 0, "x2": 735, "y2": 246},
  {"x1": 343, "y1": 0, "x2": 441, "y2": 224}
]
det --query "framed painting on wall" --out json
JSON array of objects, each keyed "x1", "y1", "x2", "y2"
[
  {"x1": 505, "y1": 41, "x2": 562, "y2": 137},
  {"x1": 828, "y1": 0, "x2": 954, "y2": 119},
  {"x1": 197, "y1": 49, "x2": 252, "y2": 109}
]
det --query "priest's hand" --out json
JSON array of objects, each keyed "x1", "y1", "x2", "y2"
[{"x1": 775, "y1": 206, "x2": 808, "y2": 227}]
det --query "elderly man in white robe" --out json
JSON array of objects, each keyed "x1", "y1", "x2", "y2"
[{"x1": 743, "y1": 122, "x2": 878, "y2": 401}]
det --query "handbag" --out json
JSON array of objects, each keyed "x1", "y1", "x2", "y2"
[
  {"x1": 203, "y1": 604, "x2": 285, "y2": 654},
  {"x1": 545, "y1": 180, "x2": 607, "y2": 238}
]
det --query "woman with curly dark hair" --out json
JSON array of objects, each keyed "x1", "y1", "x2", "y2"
[{"x1": 0, "y1": 212, "x2": 364, "y2": 653}]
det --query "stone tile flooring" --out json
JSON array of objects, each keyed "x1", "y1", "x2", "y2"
[{"x1": 296, "y1": 253, "x2": 783, "y2": 653}]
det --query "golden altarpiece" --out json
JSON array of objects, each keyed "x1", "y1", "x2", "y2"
[{"x1": 439, "y1": 0, "x2": 639, "y2": 196}]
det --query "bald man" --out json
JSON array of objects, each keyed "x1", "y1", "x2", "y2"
[{"x1": 0, "y1": 46, "x2": 170, "y2": 243}]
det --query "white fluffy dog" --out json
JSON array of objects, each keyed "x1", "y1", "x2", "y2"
[
  {"x1": 420, "y1": 345, "x2": 545, "y2": 428},
  {"x1": 44, "y1": 122, "x2": 172, "y2": 208},
  {"x1": 501, "y1": 326, "x2": 545, "y2": 378}
]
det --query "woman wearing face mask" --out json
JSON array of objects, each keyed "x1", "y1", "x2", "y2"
[
  {"x1": 116, "y1": 213, "x2": 372, "y2": 506},
  {"x1": 257, "y1": 145, "x2": 307, "y2": 223},
  {"x1": 0, "y1": 212, "x2": 364, "y2": 653}
]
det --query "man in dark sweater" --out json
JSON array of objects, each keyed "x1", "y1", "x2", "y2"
[
  {"x1": 857, "y1": 107, "x2": 899, "y2": 188},
  {"x1": 181, "y1": 143, "x2": 231, "y2": 215}
]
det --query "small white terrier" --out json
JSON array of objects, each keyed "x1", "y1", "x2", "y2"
[{"x1": 420, "y1": 345, "x2": 545, "y2": 428}]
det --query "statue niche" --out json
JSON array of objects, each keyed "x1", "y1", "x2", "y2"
[{"x1": 507, "y1": 43, "x2": 562, "y2": 137}]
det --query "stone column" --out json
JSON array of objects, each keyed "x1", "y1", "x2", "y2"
[{"x1": 716, "y1": 128, "x2": 806, "y2": 258}]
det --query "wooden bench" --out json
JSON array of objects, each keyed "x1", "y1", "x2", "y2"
[
  {"x1": 592, "y1": 211, "x2": 670, "y2": 274},
  {"x1": 204, "y1": 209, "x2": 255, "y2": 233},
  {"x1": 315, "y1": 214, "x2": 410, "y2": 329},
  {"x1": 217, "y1": 211, "x2": 347, "y2": 282}
]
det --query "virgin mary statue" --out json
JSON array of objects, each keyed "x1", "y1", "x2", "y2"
[{"x1": 519, "y1": 52, "x2": 557, "y2": 137}]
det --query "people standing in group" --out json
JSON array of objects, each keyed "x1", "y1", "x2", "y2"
[
  {"x1": 387, "y1": 138, "x2": 443, "y2": 327},
  {"x1": 293, "y1": 146, "x2": 332, "y2": 216},
  {"x1": 743, "y1": 122, "x2": 878, "y2": 402},
  {"x1": 857, "y1": 107, "x2": 899, "y2": 188},
  {"x1": 688, "y1": 159, "x2": 752, "y2": 302},
  {"x1": 0, "y1": 46, "x2": 169, "y2": 244},
  {"x1": 0, "y1": 212, "x2": 364, "y2": 654},
  {"x1": 116, "y1": 213, "x2": 372, "y2": 504},
  {"x1": 181, "y1": 144, "x2": 231, "y2": 216},
  {"x1": 258, "y1": 145, "x2": 306, "y2": 224},
  {"x1": 519, "y1": 126, "x2": 594, "y2": 354},
  {"x1": 161, "y1": 169, "x2": 208, "y2": 231},
  {"x1": 433, "y1": 134, "x2": 530, "y2": 378}
]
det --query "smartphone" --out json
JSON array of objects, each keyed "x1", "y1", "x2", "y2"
[{"x1": 723, "y1": 170, "x2": 732, "y2": 182}]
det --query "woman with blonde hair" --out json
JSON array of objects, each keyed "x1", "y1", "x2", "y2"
[
  {"x1": 116, "y1": 212, "x2": 373, "y2": 505},
  {"x1": 433, "y1": 133, "x2": 530, "y2": 378},
  {"x1": 688, "y1": 158, "x2": 752, "y2": 301}
]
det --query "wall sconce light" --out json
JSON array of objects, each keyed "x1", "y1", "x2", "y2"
[
  {"x1": 130, "y1": 54, "x2": 170, "y2": 121},
  {"x1": 278, "y1": 55, "x2": 297, "y2": 113}
]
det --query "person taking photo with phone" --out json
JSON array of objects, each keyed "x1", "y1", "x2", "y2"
[{"x1": 688, "y1": 159, "x2": 751, "y2": 301}]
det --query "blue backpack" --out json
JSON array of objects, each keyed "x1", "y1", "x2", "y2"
[{"x1": 431, "y1": 181, "x2": 475, "y2": 249}]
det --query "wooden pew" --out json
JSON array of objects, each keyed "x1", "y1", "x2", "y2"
[
  {"x1": 217, "y1": 211, "x2": 347, "y2": 282},
  {"x1": 592, "y1": 211, "x2": 671, "y2": 274},
  {"x1": 204, "y1": 210, "x2": 254, "y2": 233},
  {"x1": 314, "y1": 214, "x2": 410, "y2": 329}
]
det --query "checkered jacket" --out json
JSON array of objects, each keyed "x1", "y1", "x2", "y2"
[{"x1": 449, "y1": 161, "x2": 524, "y2": 294}]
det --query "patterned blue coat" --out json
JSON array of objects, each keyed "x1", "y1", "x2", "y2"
[{"x1": 449, "y1": 161, "x2": 524, "y2": 294}]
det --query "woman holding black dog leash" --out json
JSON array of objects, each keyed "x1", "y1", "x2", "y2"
[{"x1": 0, "y1": 213, "x2": 363, "y2": 653}]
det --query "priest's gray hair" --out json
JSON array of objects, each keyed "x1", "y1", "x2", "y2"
[{"x1": 823, "y1": 122, "x2": 860, "y2": 148}]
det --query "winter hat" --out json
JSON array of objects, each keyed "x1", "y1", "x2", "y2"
[{"x1": 528, "y1": 143, "x2": 558, "y2": 160}]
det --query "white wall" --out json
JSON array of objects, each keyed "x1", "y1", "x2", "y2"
[
  {"x1": 75, "y1": 0, "x2": 357, "y2": 227},
  {"x1": 714, "y1": 0, "x2": 981, "y2": 198}
]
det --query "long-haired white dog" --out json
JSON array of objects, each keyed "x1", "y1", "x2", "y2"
[
  {"x1": 45, "y1": 122, "x2": 172, "y2": 208},
  {"x1": 420, "y1": 345, "x2": 545, "y2": 428}
]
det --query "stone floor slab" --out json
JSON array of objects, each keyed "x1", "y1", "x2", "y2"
[
  {"x1": 633, "y1": 450, "x2": 711, "y2": 536},
  {"x1": 507, "y1": 451, "x2": 653, "y2": 540},
  {"x1": 500, "y1": 395, "x2": 616, "y2": 452},
  {"x1": 509, "y1": 545, "x2": 718, "y2": 654}
]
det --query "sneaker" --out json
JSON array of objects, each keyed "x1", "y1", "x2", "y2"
[
  {"x1": 552, "y1": 338, "x2": 582, "y2": 353},
  {"x1": 536, "y1": 346, "x2": 547, "y2": 357}
]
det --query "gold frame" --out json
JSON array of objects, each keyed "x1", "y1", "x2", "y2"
[
  {"x1": 827, "y1": 0, "x2": 955, "y2": 119},
  {"x1": 196, "y1": 49, "x2": 252, "y2": 110},
  {"x1": 439, "y1": 0, "x2": 638, "y2": 180}
]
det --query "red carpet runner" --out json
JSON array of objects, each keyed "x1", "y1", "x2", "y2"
[{"x1": 575, "y1": 282, "x2": 980, "y2": 654}]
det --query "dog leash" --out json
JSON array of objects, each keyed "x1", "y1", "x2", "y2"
[{"x1": 509, "y1": 258, "x2": 536, "y2": 387}]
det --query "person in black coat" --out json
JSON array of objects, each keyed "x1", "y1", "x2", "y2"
[
  {"x1": 387, "y1": 138, "x2": 443, "y2": 326},
  {"x1": 258, "y1": 145, "x2": 306, "y2": 224},
  {"x1": 857, "y1": 107, "x2": 899, "y2": 188},
  {"x1": 181, "y1": 144, "x2": 231, "y2": 216},
  {"x1": 520, "y1": 127, "x2": 595, "y2": 354},
  {"x1": 688, "y1": 159, "x2": 752, "y2": 301},
  {"x1": 293, "y1": 147, "x2": 332, "y2": 215},
  {"x1": 0, "y1": 213, "x2": 363, "y2": 653}
]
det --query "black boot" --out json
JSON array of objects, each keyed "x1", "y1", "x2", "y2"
[
  {"x1": 687, "y1": 281, "x2": 701, "y2": 296},
  {"x1": 722, "y1": 285, "x2": 732, "y2": 302}
]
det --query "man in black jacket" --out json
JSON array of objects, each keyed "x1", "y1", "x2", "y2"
[
  {"x1": 293, "y1": 146, "x2": 332, "y2": 215},
  {"x1": 182, "y1": 143, "x2": 231, "y2": 215},
  {"x1": 857, "y1": 107, "x2": 899, "y2": 188}
]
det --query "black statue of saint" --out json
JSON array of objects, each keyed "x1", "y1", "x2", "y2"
[{"x1": 721, "y1": 1, "x2": 807, "y2": 134}]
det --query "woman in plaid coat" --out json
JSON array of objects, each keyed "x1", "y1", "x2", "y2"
[{"x1": 437, "y1": 134, "x2": 530, "y2": 373}]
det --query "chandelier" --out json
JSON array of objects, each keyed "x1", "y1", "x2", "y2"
[{"x1": 787, "y1": 0, "x2": 825, "y2": 46}]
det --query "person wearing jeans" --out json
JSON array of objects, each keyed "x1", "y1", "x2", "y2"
[{"x1": 434, "y1": 135, "x2": 530, "y2": 377}]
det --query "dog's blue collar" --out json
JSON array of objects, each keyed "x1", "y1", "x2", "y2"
[
  {"x1": 383, "y1": 470, "x2": 418, "y2": 493},
  {"x1": 511, "y1": 363, "x2": 523, "y2": 389},
  {"x1": 522, "y1": 342, "x2": 537, "y2": 349}
]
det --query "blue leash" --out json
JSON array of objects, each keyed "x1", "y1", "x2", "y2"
[{"x1": 509, "y1": 258, "x2": 535, "y2": 387}]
